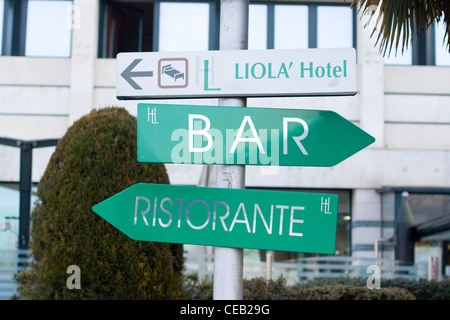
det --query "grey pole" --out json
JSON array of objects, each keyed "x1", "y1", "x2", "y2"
[{"x1": 213, "y1": 0, "x2": 249, "y2": 300}]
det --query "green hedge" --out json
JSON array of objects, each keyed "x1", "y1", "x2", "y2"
[
  {"x1": 183, "y1": 275, "x2": 450, "y2": 300},
  {"x1": 243, "y1": 277, "x2": 415, "y2": 300},
  {"x1": 16, "y1": 107, "x2": 184, "y2": 300},
  {"x1": 304, "y1": 277, "x2": 450, "y2": 300}
]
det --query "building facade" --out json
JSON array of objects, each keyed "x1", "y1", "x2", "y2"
[{"x1": 0, "y1": 0, "x2": 449, "y2": 277}]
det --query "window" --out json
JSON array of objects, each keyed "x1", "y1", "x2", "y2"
[
  {"x1": 99, "y1": 1, "x2": 354, "y2": 56},
  {"x1": 248, "y1": 3, "x2": 355, "y2": 50},
  {"x1": 98, "y1": 1, "x2": 215, "y2": 57},
  {"x1": 96, "y1": 1, "x2": 448, "y2": 65},
  {"x1": 0, "y1": 0, "x2": 4, "y2": 52},
  {"x1": 405, "y1": 193, "x2": 450, "y2": 225},
  {"x1": 383, "y1": 26, "x2": 413, "y2": 65},
  {"x1": 274, "y1": 5, "x2": 308, "y2": 49},
  {"x1": 384, "y1": 46, "x2": 413, "y2": 65},
  {"x1": 317, "y1": 5, "x2": 353, "y2": 48},
  {"x1": 380, "y1": 188, "x2": 450, "y2": 263},
  {"x1": 0, "y1": 183, "x2": 38, "y2": 250},
  {"x1": 158, "y1": 2, "x2": 210, "y2": 52},
  {"x1": 1, "y1": 0, "x2": 72, "y2": 57},
  {"x1": 384, "y1": 21, "x2": 450, "y2": 66},
  {"x1": 248, "y1": 4, "x2": 267, "y2": 50},
  {"x1": 25, "y1": 0, "x2": 72, "y2": 57},
  {"x1": 99, "y1": 1, "x2": 153, "y2": 58},
  {"x1": 435, "y1": 21, "x2": 450, "y2": 66}
]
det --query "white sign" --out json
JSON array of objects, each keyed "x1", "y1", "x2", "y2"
[{"x1": 116, "y1": 48, "x2": 356, "y2": 100}]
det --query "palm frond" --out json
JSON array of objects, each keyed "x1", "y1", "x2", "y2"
[{"x1": 351, "y1": 0, "x2": 449, "y2": 56}]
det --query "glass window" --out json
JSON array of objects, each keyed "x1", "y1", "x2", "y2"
[
  {"x1": 249, "y1": 4, "x2": 267, "y2": 50},
  {"x1": 0, "y1": 184, "x2": 38, "y2": 250},
  {"x1": 317, "y1": 6, "x2": 353, "y2": 48},
  {"x1": 383, "y1": 28, "x2": 413, "y2": 65},
  {"x1": 0, "y1": 0, "x2": 4, "y2": 53},
  {"x1": 25, "y1": 0, "x2": 72, "y2": 57},
  {"x1": 405, "y1": 194, "x2": 450, "y2": 225},
  {"x1": 0, "y1": 185, "x2": 20, "y2": 250},
  {"x1": 274, "y1": 5, "x2": 308, "y2": 49},
  {"x1": 435, "y1": 21, "x2": 450, "y2": 66},
  {"x1": 158, "y1": 2, "x2": 210, "y2": 52},
  {"x1": 99, "y1": 1, "x2": 153, "y2": 58},
  {"x1": 384, "y1": 49, "x2": 412, "y2": 65}
]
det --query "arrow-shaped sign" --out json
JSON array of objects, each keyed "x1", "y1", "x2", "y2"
[
  {"x1": 137, "y1": 103, "x2": 375, "y2": 167},
  {"x1": 93, "y1": 183, "x2": 338, "y2": 254},
  {"x1": 120, "y1": 59, "x2": 154, "y2": 90}
]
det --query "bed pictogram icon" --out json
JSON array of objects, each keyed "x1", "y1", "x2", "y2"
[
  {"x1": 162, "y1": 64, "x2": 184, "y2": 82},
  {"x1": 158, "y1": 58, "x2": 188, "y2": 88}
]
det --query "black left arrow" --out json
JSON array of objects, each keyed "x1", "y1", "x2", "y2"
[{"x1": 121, "y1": 59, "x2": 153, "y2": 90}]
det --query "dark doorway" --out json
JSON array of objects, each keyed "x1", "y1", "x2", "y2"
[{"x1": 99, "y1": 1, "x2": 154, "y2": 58}]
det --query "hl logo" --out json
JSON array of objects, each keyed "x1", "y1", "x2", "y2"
[
  {"x1": 320, "y1": 197, "x2": 332, "y2": 214},
  {"x1": 148, "y1": 107, "x2": 159, "y2": 124}
]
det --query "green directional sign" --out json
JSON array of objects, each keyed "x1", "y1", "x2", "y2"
[
  {"x1": 138, "y1": 103, "x2": 375, "y2": 167},
  {"x1": 93, "y1": 183, "x2": 338, "y2": 254}
]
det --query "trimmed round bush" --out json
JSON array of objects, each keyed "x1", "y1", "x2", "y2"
[{"x1": 16, "y1": 107, "x2": 184, "y2": 299}]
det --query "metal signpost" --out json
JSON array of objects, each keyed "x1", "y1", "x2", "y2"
[
  {"x1": 116, "y1": 48, "x2": 357, "y2": 100},
  {"x1": 214, "y1": 0, "x2": 248, "y2": 300},
  {"x1": 92, "y1": 0, "x2": 375, "y2": 303},
  {"x1": 92, "y1": 183, "x2": 338, "y2": 254},
  {"x1": 137, "y1": 103, "x2": 375, "y2": 167}
]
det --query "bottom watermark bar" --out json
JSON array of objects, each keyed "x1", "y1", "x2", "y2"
[
  {"x1": 180, "y1": 303, "x2": 270, "y2": 317},
  {"x1": 7, "y1": 300, "x2": 440, "y2": 319}
]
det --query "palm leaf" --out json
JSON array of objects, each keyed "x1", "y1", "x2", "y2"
[{"x1": 351, "y1": 0, "x2": 449, "y2": 56}]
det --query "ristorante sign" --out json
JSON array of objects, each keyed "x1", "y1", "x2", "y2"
[{"x1": 93, "y1": 183, "x2": 338, "y2": 254}]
